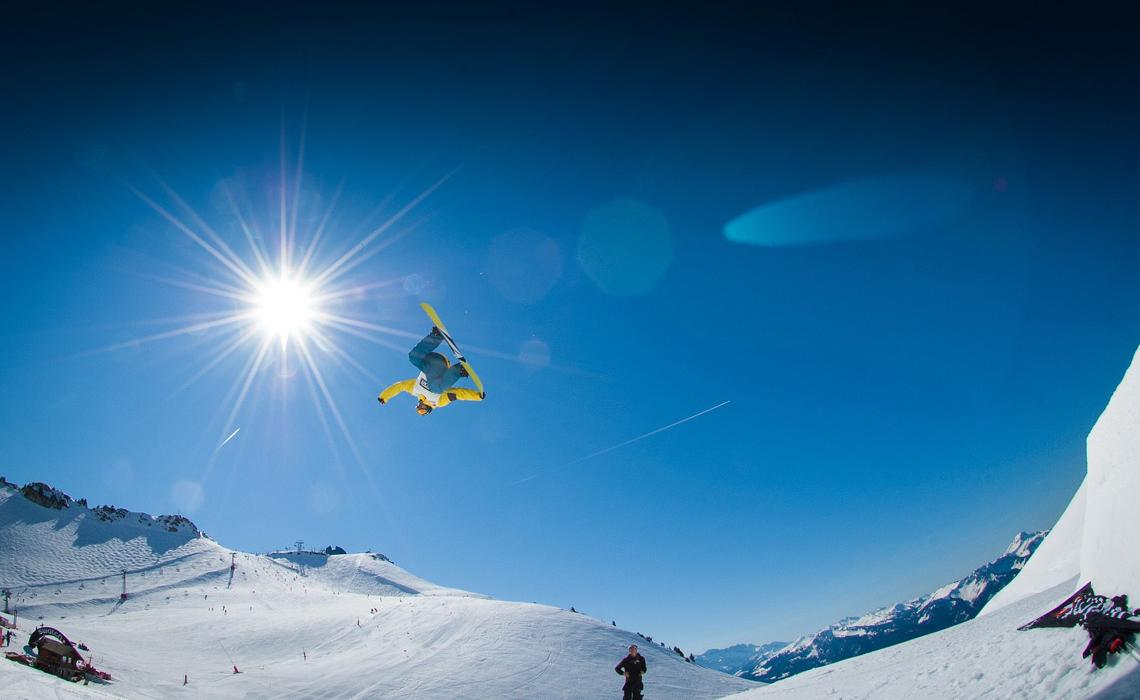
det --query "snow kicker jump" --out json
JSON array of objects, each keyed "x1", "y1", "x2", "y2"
[{"x1": 377, "y1": 303, "x2": 486, "y2": 416}]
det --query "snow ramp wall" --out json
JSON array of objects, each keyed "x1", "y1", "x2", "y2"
[{"x1": 981, "y1": 344, "x2": 1140, "y2": 616}]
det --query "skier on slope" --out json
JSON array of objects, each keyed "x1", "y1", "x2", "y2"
[
  {"x1": 615, "y1": 644, "x2": 647, "y2": 700},
  {"x1": 378, "y1": 326, "x2": 484, "y2": 415}
]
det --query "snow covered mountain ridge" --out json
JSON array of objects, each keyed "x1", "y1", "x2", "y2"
[
  {"x1": 2, "y1": 477, "x2": 202, "y2": 536},
  {"x1": 731, "y1": 530, "x2": 1046, "y2": 683}
]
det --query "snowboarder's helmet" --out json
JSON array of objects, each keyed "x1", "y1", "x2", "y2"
[{"x1": 416, "y1": 401, "x2": 433, "y2": 416}]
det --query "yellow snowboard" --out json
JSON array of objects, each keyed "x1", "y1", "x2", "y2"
[{"x1": 419, "y1": 302, "x2": 485, "y2": 397}]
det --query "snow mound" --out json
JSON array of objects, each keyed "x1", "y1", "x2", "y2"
[
  {"x1": 1081, "y1": 345, "x2": 1140, "y2": 598},
  {"x1": 264, "y1": 550, "x2": 481, "y2": 598}
]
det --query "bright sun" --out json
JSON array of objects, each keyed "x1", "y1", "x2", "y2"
[
  {"x1": 119, "y1": 156, "x2": 455, "y2": 476},
  {"x1": 251, "y1": 274, "x2": 319, "y2": 342}
]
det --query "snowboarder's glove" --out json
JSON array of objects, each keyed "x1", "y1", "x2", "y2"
[
  {"x1": 458, "y1": 364, "x2": 469, "y2": 378},
  {"x1": 430, "y1": 326, "x2": 443, "y2": 337},
  {"x1": 1093, "y1": 645, "x2": 1108, "y2": 668},
  {"x1": 1083, "y1": 633, "x2": 1101, "y2": 659},
  {"x1": 378, "y1": 396, "x2": 386, "y2": 405}
]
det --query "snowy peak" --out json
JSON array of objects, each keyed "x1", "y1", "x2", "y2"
[
  {"x1": 739, "y1": 531, "x2": 1046, "y2": 683},
  {"x1": 14, "y1": 481, "x2": 75, "y2": 510},
  {"x1": 920, "y1": 531, "x2": 1044, "y2": 609},
  {"x1": 1, "y1": 477, "x2": 202, "y2": 538},
  {"x1": 90, "y1": 506, "x2": 200, "y2": 537},
  {"x1": 1003, "y1": 530, "x2": 1041, "y2": 558}
]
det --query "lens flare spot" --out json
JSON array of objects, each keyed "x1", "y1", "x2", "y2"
[{"x1": 578, "y1": 197, "x2": 673, "y2": 295}]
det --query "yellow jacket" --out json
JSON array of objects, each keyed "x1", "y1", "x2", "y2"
[{"x1": 378, "y1": 379, "x2": 484, "y2": 409}]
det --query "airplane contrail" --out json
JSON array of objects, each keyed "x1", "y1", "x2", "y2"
[
  {"x1": 217, "y1": 428, "x2": 241, "y2": 450},
  {"x1": 568, "y1": 400, "x2": 731, "y2": 465},
  {"x1": 510, "y1": 400, "x2": 731, "y2": 485}
]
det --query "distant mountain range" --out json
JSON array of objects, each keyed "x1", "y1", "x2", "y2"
[
  {"x1": 698, "y1": 531, "x2": 1046, "y2": 683},
  {"x1": 695, "y1": 642, "x2": 787, "y2": 674}
]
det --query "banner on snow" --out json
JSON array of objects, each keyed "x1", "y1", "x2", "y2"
[{"x1": 1019, "y1": 582, "x2": 1133, "y2": 631}]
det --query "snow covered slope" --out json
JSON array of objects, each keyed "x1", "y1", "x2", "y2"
[
  {"x1": 726, "y1": 344, "x2": 1140, "y2": 699},
  {"x1": 0, "y1": 482, "x2": 757, "y2": 699}
]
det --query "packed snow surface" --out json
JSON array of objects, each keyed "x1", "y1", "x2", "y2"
[
  {"x1": 0, "y1": 485, "x2": 757, "y2": 699},
  {"x1": 1080, "y1": 345, "x2": 1140, "y2": 598}
]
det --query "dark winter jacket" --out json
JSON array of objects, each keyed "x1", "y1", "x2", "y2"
[{"x1": 615, "y1": 653, "x2": 647, "y2": 679}]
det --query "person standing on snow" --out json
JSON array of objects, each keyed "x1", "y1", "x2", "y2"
[
  {"x1": 615, "y1": 644, "x2": 647, "y2": 700},
  {"x1": 378, "y1": 326, "x2": 484, "y2": 415}
]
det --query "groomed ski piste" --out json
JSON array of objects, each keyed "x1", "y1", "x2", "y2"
[
  {"x1": 0, "y1": 484, "x2": 757, "y2": 699},
  {"x1": 726, "y1": 344, "x2": 1140, "y2": 700}
]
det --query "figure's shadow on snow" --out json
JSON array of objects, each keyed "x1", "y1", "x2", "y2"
[{"x1": 1090, "y1": 661, "x2": 1140, "y2": 699}]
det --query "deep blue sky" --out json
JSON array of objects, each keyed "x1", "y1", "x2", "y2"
[{"x1": 3, "y1": 3, "x2": 1140, "y2": 652}]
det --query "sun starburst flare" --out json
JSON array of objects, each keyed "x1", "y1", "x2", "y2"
[{"x1": 103, "y1": 139, "x2": 458, "y2": 499}]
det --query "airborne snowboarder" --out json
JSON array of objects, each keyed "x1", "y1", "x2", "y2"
[{"x1": 378, "y1": 325, "x2": 484, "y2": 415}]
